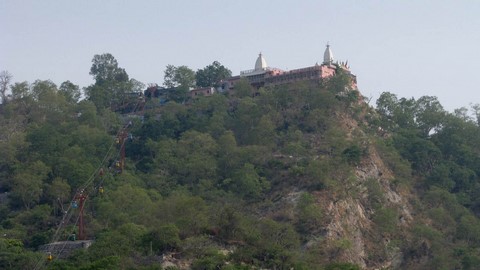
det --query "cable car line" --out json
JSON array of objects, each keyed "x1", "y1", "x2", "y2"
[{"x1": 33, "y1": 97, "x2": 144, "y2": 270}]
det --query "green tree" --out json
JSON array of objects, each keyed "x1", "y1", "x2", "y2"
[
  {"x1": 85, "y1": 53, "x2": 130, "y2": 109},
  {"x1": 215, "y1": 206, "x2": 245, "y2": 241},
  {"x1": 159, "y1": 193, "x2": 209, "y2": 238},
  {"x1": 173, "y1": 131, "x2": 218, "y2": 186},
  {"x1": 196, "y1": 61, "x2": 232, "y2": 87},
  {"x1": 59, "y1": 80, "x2": 81, "y2": 103},
  {"x1": 31, "y1": 79, "x2": 57, "y2": 100},
  {"x1": 233, "y1": 78, "x2": 254, "y2": 98},
  {"x1": 163, "y1": 64, "x2": 196, "y2": 89},
  {"x1": 11, "y1": 161, "x2": 49, "y2": 209},
  {"x1": 243, "y1": 219, "x2": 300, "y2": 268},
  {"x1": 10, "y1": 81, "x2": 30, "y2": 100},
  {"x1": 342, "y1": 144, "x2": 362, "y2": 165},
  {"x1": 191, "y1": 250, "x2": 227, "y2": 270},
  {"x1": 376, "y1": 92, "x2": 416, "y2": 131},
  {"x1": 217, "y1": 131, "x2": 240, "y2": 177},
  {"x1": 471, "y1": 103, "x2": 480, "y2": 126},
  {"x1": 0, "y1": 238, "x2": 42, "y2": 270},
  {"x1": 30, "y1": 80, "x2": 71, "y2": 123},
  {"x1": 393, "y1": 130, "x2": 441, "y2": 174},
  {"x1": 230, "y1": 97, "x2": 262, "y2": 144},
  {"x1": 88, "y1": 227, "x2": 140, "y2": 259},
  {"x1": 251, "y1": 115, "x2": 276, "y2": 148},
  {"x1": 373, "y1": 207, "x2": 398, "y2": 234},
  {"x1": 141, "y1": 224, "x2": 180, "y2": 254},
  {"x1": 89, "y1": 53, "x2": 128, "y2": 85},
  {"x1": 295, "y1": 193, "x2": 323, "y2": 234},
  {"x1": 163, "y1": 65, "x2": 195, "y2": 103},
  {"x1": 46, "y1": 177, "x2": 71, "y2": 214},
  {"x1": 9, "y1": 82, "x2": 33, "y2": 121},
  {"x1": 415, "y1": 96, "x2": 446, "y2": 136},
  {"x1": 96, "y1": 184, "x2": 155, "y2": 226},
  {"x1": 129, "y1": 78, "x2": 146, "y2": 93},
  {"x1": 457, "y1": 214, "x2": 480, "y2": 244},
  {"x1": 453, "y1": 107, "x2": 471, "y2": 122},
  {"x1": 227, "y1": 163, "x2": 269, "y2": 200}
]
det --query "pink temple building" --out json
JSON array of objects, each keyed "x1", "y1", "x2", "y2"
[{"x1": 217, "y1": 44, "x2": 357, "y2": 92}]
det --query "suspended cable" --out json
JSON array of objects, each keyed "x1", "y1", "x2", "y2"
[{"x1": 33, "y1": 96, "x2": 145, "y2": 269}]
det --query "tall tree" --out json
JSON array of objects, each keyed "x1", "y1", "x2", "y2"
[
  {"x1": 30, "y1": 80, "x2": 72, "y2": 123},
  {"x1": 89, "y1": 53, "x2": 128, "y2": 86},
  {"x1": 46, "y1": 177, "x2": 71, "y2": 215},
  {"x1": 59, "y1": 80, "x2": 81, "y2": 103},
  {"x1": 233, "y1": 78, "x2": 254, "y2": 98},
  {"x1": 0, "y1": 70, "x2": 12, "y2": 104},
  {"x1": 415, "y1": 96, "x2": 446, "y2": 136},
  {"x1": 11, "y1": 81, "x2": 30, "y2": 100},
  {"x1": 8, "y1": 82, "x2": 32, "y2": 120},
  {"x1": 129, "y1": 78, "x2": 145, "y2": 93},
  {"x1": 11, "y1": 161, "x2": 49, "y2": 209},
  {"x1": 163, "y1": 65, "x2": 196, "y2": 89},
  {"x1": 471, "y1": 103, "x2": 480, "y2": 126},
  {"x1": 163, "y1": 65, "x2": 195, "y2": 103},
  {"x1": 85, "y1": 53, "x2": 131, "y2": 109},
  {"x1": 31, "y1": 80, "x2": 57, "y2": 100},
  {"x1": 195, "y1": 61, "x2": 232, "y2": 87}
]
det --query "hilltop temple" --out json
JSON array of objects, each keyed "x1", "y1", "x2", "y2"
[
  {"x1": 150, "y1": 44, "x2": 357, "y2": 99},
  {"x1": 213, "y1": 44, "x2": 357, "y2": 94}
]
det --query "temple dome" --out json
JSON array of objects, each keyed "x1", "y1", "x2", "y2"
[
  {"x1": 255, "y1": 53, "x2": 268, "y2": 70},
  {"x1": 323, "y1": 44, "x2": 334, "y2": 65}
]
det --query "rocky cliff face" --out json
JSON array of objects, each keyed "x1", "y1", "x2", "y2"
[
  {"x1": 320, "y1": 112, "x2": 414, "y2": 269},
  {"x1": 323, "y1": 149, "x2": 412, "y2": 269},
  {"x1": 274, "y1": 110, "x2": 417, "y2": 269}
]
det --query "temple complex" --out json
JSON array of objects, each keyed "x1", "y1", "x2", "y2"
[
  {"x1": 145, "y1": 44, "x2": 356, "y2": 102},
  {"x1": 218, "y1": 44, "x2": 356, "y2": 92}
]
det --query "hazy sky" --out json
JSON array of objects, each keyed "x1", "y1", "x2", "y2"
[{"x1": 2, "y1": 0, "x2": 480, "y2": 111}]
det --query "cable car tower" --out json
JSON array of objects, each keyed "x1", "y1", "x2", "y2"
[{"x1": 73, "y1": 190, "x2": 88, "y2": 240}]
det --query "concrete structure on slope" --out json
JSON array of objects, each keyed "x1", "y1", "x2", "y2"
[{"x1": 40, "y1": 240, "x2": 94, "y2": 259}]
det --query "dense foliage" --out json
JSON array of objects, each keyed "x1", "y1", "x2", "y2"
[
  {"x1": 1, "y1": 55, "x2": 480, "y2": 269},
  {"x1": 375, "y1": 92, "x2": 480, "y2": 269}
]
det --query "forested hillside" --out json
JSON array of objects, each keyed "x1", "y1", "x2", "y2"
[{"x1": 1, "y1": 55, "x2": 480, "y2": 270}]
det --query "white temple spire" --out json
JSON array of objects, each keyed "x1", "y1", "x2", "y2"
[
  {"x1": 255, "y1": 52, "x2": 268, "y2": 70},
  {"x1": 323, "y1": 43, "x2": 334, "y2": 65}
]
